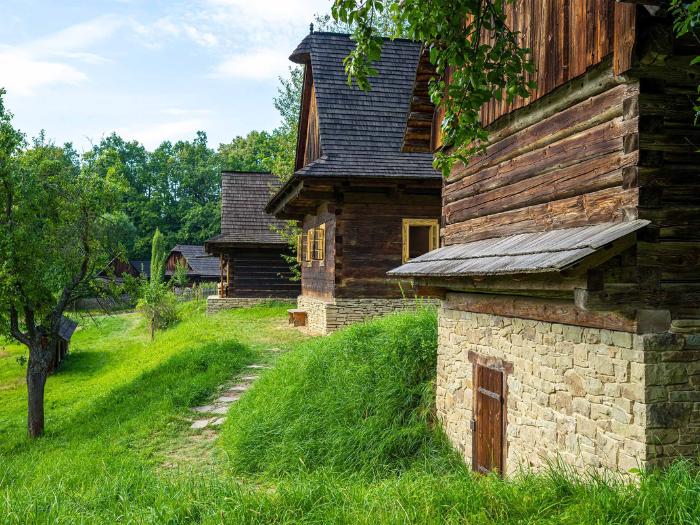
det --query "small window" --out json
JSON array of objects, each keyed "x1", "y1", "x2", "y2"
[
  {"x1": 313, "y1": 224, "x2": 325, "y2": 262},
  {"x1": 306, "y1": 229, "x2": 314, "y2": 263},
  {"x1": 296, "y1": 234, "x2": 303, "y2": 263},
  {"x1": 402, "y1": 219, "x2": 439, "y2": 263}
]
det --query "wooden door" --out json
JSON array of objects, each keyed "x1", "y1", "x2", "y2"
[{"x1": 473, "y1": 364, "x2": 505, "y2": 475}]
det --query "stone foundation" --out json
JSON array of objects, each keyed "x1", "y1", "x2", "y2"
[
  {"x1": 438, "y1": 297, "x2": 700, "y2": 475},
  {"x1": 297, "y1": 295, "x2": 437, "y2": 335},
  {"x1": 207, "y1": 296, "x2": 285, "y2": 314}
]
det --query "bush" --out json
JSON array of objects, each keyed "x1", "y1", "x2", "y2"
[
  {"x1": 136, "y1": 281, "x2": 179, "y2": 340},
  {"x1": 221, "y1": 306, "x2": 460, "y2": 478}
]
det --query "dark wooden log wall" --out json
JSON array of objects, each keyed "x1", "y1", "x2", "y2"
[
  {"x1": 443, "y1": 66, "x2": 638, "y2": 245},
  {"x1": 224, "y1": 247, "x2": 299, "y2": 298},
  {"x1": 633, "y1": 16, "x2": 700, "y2": 320},
  {"x1": 335, "y1": 190, "x2": 442, "y2": 298},
  {"x1": 301, "y1": 204, "x2": 336, "y2": 300}
]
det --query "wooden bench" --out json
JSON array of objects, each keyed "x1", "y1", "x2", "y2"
[{"x1": 287, "y1": 309, "x2": 307, "y2": 327}]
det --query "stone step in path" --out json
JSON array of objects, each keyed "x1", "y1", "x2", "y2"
[{"x1": 189, "y1": 366, "x2": 264, "y2": 430}]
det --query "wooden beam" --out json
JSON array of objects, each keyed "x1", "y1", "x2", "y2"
[{"x1": 445, "y1": 292, "x2": 637, "y2": 332}]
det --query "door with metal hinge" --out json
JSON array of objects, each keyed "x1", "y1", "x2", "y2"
[{"x1": 473, "y1": 363, "x2": 505, "y2": 475}]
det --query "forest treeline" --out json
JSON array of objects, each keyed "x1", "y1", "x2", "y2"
[{"x1": 82, "y1": 67, "x2": 302, "y2": 259}]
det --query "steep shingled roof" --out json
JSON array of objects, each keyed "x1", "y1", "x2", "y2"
[
  {"x1": 208, "y1": 172, "x2": 287, "y2": 246},
  {"x1": 267, "y1": 33, "x2": 440, "y2": 214},
  {"x1": 168, "y1": 245, "x2": 219, "y2": 278}
]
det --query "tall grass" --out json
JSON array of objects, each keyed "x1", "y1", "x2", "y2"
[
  {"x1": 222, "y1": 307, "x2": 459, "y2": 477},
  {"x1": 1, "y1": 303, "x2": 700, "y2": 524}
]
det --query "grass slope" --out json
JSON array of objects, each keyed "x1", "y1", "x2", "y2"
[
  {"x1": 222, "y1": 306, "x2": 456, "y2": 477},
  {"x1": 1, "y1": 303, "x2": 699, "y2": 524}
]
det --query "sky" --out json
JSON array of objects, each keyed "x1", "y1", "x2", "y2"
[{"x1": 0, "y1": 0, "x2": 331, "y2": 151}]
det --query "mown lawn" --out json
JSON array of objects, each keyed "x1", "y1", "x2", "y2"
[{"x1": 1, "y1": 303, "x2": 699, "y2": 524}]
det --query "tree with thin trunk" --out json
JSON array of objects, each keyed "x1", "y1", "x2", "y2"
[{"x1": 0, "y1": 90, "x2": 122, "y2": 438}]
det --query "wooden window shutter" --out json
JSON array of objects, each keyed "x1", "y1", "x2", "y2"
[
  {"x1": 296, "y1": 234, "x2": 302, "y2": 263},
  {"x1": 306, "y1": 230, "x2": 314, "y2": 262},
  {"x1": 313, "y1": 224, "x2": 325, "y2": 261}
]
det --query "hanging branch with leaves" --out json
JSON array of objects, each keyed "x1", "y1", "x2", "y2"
[{"x1": 332, "y1": 0, "x2": 535, "y2": 174}]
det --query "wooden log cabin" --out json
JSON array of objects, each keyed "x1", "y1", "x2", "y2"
[
  {"x1": 265, "y1": 31, "x2": 443, "y2": 334},
  {"x1": 205, "y1": 171, "x2": 299, "y2": 312},
  {"x1": 165, "y1": 245, "x2": 219, "y2": 284},
  {"x1": 390, "y1": 2, "x2": 700, "y2": 475}
]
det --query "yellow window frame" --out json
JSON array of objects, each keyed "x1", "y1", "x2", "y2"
[
  {"x1": 306, "y1": 229, "x2": 314, "y2": 265},
  {"x1": 402, "y1": 218, "x2": 439, "y2": 263},
  {"x1": 313, "y1": 223, "x2": 326, "y2": 264}
]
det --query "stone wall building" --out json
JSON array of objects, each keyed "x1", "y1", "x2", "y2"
[
  {"x1": 390, "y1": 4, "x2": 700, "y2": 475},
  {"x1": 266, "y1": 31, "x2": 442, "y2": 334}
]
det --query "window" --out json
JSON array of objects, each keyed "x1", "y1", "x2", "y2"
[
  {"x1": 402, "y1": 218, "x2": 439, "y2": 263},
  {"x1": 313, "y1": 224, "x2": 325, "y2": 262},
  {"x1": 296, "y1": 234, "x2": 303, "y2": 263},
  {"x1": 306, "y1": 229, "x2": 314, "y2": 264}
]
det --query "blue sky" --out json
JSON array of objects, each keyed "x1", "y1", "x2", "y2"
[{"x1": 0, "y1": 0, "x2": 331, "y2": 151}]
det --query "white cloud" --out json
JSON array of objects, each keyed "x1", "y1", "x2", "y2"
[
  {"x1": 0, "y1": 50, "x2": 88, "y2": 96},
  {"x1": 0, "y1": 15, "x2": 123, "y2": 96},
  {"x1": 211, "y1": 48, "x2": 292, "y2": 80},
  {"x1": 115, "y1": 118, "x2": 208, "y2": 149}
]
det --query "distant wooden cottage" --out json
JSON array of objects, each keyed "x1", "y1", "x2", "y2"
[
  {"x1": 47, "y1": 316, "x2": 77, "y2": 374},
  {"x1": 266, "y1": 32, "x2": 442, "y2": 334},
  {"x1": 97, "y1": 256, "x2": 141, "y2": 283},
  {"x1": 165, "y1": 245, "x2": 219, "y2": 284},
  {"x1": 205, "y1": 171, "x2": 299, "y2": 311},
  {"x1": 390, "y1": 4, "x2": 700, "y2": 475}
]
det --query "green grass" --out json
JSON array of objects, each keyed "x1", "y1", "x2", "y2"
[{"x1": 1, "y1": 303, "x2": 700, "y2": 524}]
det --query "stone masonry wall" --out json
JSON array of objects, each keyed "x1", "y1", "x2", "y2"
[
  {"x1": 642, "y1": 328, "x2": 700, "y2": 468},
  {"x1": 207, "y1": 296, "x2": 279, "y2": 314},
  {"x1": 298, "y1": 295, "x2": 438, "y2": 335},
  {"x1": 438, "y1": 298, "x2": 700, "y2": 475}
]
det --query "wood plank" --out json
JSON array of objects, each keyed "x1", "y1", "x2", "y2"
[{"x1": 445, "y1": 292, "x2": 637, "y2": 332}]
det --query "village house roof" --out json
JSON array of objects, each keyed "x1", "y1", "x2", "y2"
[
  {"x1": 389, "y1": 220, "x2": 650, "y2": 278},
  {"x1": 206, "y1": 171, "x2": 287, "y2": 248},
  {"x1": 267, "y1": 32, "x2": 440, "y2": 215},
  {"x1": 58, "y1": 316, "x2": 78, "y2": 342},
  {"x1": 129, "y1": 260, "x2": 151, "y2": 278},
  {"x1": 167, "y1": 245, "x2": 219, "y2": 278}
]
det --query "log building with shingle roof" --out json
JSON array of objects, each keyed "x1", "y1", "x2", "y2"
[
  {"x1": 266, "y1": 31, "x2": 443, "y2": 334},
  {"x1": 389, "y1": 3, "x2": 700, "y2": 476},
  {"x1": 205, "y1": 171, "x2": 299, "y2": 310}
]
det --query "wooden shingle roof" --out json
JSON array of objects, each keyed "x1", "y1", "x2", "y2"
[
  {"x1": 168, "y1": 245, "x2": 220, "y2": 278},
  {"x1": 207, "y1": 172, "x2": 287, "y2": 247},
  {"x1": 289, "y1": 32, "x2": 439, "y2": 177},
  {"x1": 389, "y1": 221, "x2": 650, "y2": 278},
  {"x1": 267, "y1": 33, "x2": 441, "y2": 215}
]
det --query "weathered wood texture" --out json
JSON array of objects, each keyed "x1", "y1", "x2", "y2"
[
  {"x1": 440, "y1": 11, "x2": 700, "y2": 321},
  {"x1": 304, "y1": 82, "x2": 322, "y2": 166},
  {"x1": 632, "y1": 15, "x2": 700, "y2": 319},
  {"x1": 221, "y1": 247, "x2": 299, "y2": 298},
  {"x1": 479, "y1": 0, "x2": 632, "y2": 128},
  {"x1": 300, "y1": 185, "x2": 442, "y2": 299},
  {"x1": 444, "y1": 76, "x2": 639, "y2": 245},
  {"x1": 473, "y1": 363, "x2": 505, "y2": 475},
  {"x1": 301, "y1": 203, "x2": 336, "y2": 300}
]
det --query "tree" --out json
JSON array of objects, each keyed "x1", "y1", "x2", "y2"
[
  {"x1": 331, "y1": 0, "x2": 535, "y2": 173},
  {"x1": 136, "y1": 229, "x2": 178, "y2": 340},
  {"x1": 0, "y1": 90, "x2": 123, "y2": 437}
]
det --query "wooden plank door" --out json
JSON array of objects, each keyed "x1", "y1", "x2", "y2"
[{"x1": 473, "y1": 364, "x2": 505, "y2": 475}]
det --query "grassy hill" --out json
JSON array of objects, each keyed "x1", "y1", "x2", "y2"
[{"x1": 1, "y1": 302, "x2": 698, "y2": 524}]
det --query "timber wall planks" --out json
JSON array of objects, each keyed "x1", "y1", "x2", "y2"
[{"x1": 444, "y1": 72, "x2": 639, "y2": 245}]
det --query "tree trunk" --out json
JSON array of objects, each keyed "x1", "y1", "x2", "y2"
[{"x1": 27, "y1": 344, "x2": 49, "y2": 438}]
